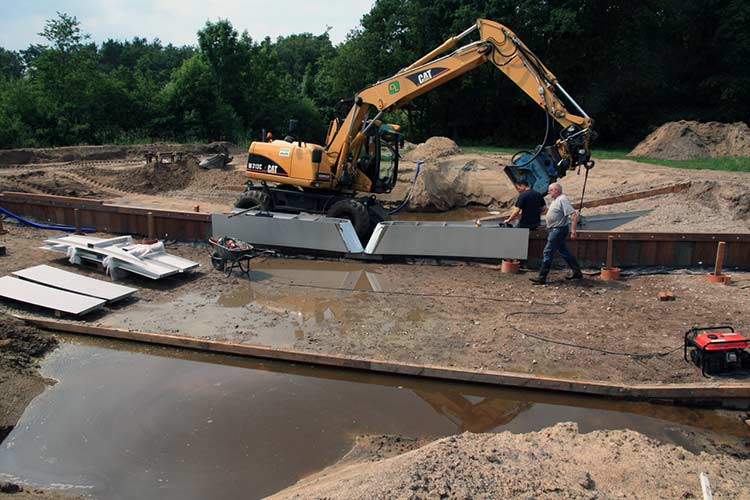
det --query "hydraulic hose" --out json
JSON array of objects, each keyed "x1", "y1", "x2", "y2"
[
  {"x1": 389, "y1": 160, "x2": 423, "y2": 215},
  {"x1": 0, "y1": 206, "x2": 96, "y2": 233}
]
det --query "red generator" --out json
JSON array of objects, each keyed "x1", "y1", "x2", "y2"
[{"x1": 684, "y1": 326, "x2": 750, "y2": 377}]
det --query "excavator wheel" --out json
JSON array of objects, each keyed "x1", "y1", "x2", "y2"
[
  {"x1": 366, "y1": 203, "x2": 390, "y2": 231},
  {"x1": 235, "y1": 190, "x2": 273, "y2": 211},
  {"x1": 327, "y1": 198, "x2": 371, "y2": 242}
]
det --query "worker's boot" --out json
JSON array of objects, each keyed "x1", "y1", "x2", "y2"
[
  {"x1": 564, "y1": 256, "x2": 583, "y2": 280},
  {"x1": 530, "y1": 262, "x2": 551, "y2": 285}
]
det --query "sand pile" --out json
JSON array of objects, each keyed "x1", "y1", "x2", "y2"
[
  {"x1": 629, "y1": 121, "x2": 750, "y2": 160},
  {"x1": 390, "y1": 136, "x2": 516, "y2": 211},
  {"x1": 687, "y1": 180, "x2": 750, "y2": 220},
  {"x1": 83, "y1": 155, "x2": 200, "y2": 194},
  {"x1": 406, "y1": 157, "x2": 516, "y2": 211},
  {"x1": 267, "y1": 422, "x2": 750, "y2": 500},
  {"x1": 402, "y1": 137, "x2": 462, "y2": 162}
]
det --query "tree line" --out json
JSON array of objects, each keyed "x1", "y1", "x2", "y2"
[{"x1": 1, "y1": 0, "x2": 748, "y2": 150}]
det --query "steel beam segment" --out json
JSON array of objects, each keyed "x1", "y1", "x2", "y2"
[
  {"x1": 365, "y1": 221, "x2": 529, "y2": 259},
  {"x1": 212, "y1": 210, "x2": 364, "y2": 254}
]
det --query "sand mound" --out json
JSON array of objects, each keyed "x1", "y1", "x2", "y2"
[
  {"x1": 406, "y1": 157, "x2": 516, "y2": 211},
  {"x1": 82, "y1": 155, "x2": 200, "y2": 194},
  {"x1": 686, "y1": 180, "x2": 750, "y2": 220},
  {"x1": 267, "y1": 422, "x2": 750, "y2": 500},
  {"x1": 629, "y1": 121, "x2": 750, "y2": 160},
  {"x1": 402, "y1": 137, "x2": 461, "y2": 161}
]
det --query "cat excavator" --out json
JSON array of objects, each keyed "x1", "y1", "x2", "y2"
[{"x1": 236, "y1": 18, "x2": 595, "y2": 241}]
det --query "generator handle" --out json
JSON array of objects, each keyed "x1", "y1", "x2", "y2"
[
  {"x1": 685, "y1": 325, "x2": 735, "y2": 337},
  {"x1": 683, "y1": 325, "x2": 736, "y2": 362}
]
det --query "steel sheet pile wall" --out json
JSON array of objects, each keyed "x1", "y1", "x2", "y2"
[
  {"x1": 3, "y1": 192, "x2": 750, "y2": 269},
  {"x1": 528, "y1": 232, "x2": 750, "y2": 269},
  {"x1": 0, "y1": 192, "x2": 210, "y2": 240}
]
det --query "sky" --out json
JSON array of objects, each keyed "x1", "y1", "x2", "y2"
[{"x1": 0, "y1": 0, "x2": 375, "y2": 50}]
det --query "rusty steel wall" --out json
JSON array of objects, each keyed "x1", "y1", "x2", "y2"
[
  {"x1": 2, "y1": 192, "x2": 750, "y2": 269},
  {"x1": 0, "y1": 192, "x2": 210, "y2": 241}
]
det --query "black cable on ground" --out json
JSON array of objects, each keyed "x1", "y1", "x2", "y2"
[
  {"x1": 504, "y1": 309, "x2": 683, "y2": 359},
  {"x1": 260, "y1": 275, "x2": 684, "y2": 360}
]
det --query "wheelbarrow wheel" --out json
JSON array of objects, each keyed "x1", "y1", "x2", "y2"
[{"x1": 210, "y1": 252, "x2": 225, "y2": 271}]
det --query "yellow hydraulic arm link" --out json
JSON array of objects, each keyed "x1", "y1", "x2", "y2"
[{"x1": 326, "y1": 19, "x2": 593, "y2": 192}]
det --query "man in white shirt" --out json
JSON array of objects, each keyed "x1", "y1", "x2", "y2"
[{"x1": 530, "y1": 183, "x2": 583, "y2": 284}]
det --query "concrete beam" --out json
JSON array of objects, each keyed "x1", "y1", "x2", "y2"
[{"x1": 365, "y1": 221, "x2": 529, "y2": 259}]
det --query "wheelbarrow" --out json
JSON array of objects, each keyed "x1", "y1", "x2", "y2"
[{"x1": 208, "y1": 236, "x2": 274, "y2": 277}]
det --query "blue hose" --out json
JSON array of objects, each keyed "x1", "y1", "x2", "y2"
[
  {"x1": 0, "y1": 206, "x2": 96, "y2": 233},
  {"x1": 389, "y1": 160, "x2": 423, "y2": 215}
]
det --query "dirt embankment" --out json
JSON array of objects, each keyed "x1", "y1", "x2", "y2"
[
  {"x1": 267, "y1": 422, "x2": 750, "y2": 500},
  {"x1": 0, "y1": 314, "x2": 57, "y2": 443},
  {"x1": 629, "y1": 120, "x2": 750, "y2": 160},
  {"x1": 79, "y1": 155, "x2": 201, "y2": 194},
  {"x1": 0, "y1": 142, "x2": 234, "y2": 166}
]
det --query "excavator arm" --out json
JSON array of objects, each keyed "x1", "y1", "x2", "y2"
[{"x1": 328, "y1": 19, "x2": 594, "y2": 194}]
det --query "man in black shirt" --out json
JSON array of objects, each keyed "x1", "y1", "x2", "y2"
[{"x1": 504, "y1": 180, "x2": 545, "y2": 229}]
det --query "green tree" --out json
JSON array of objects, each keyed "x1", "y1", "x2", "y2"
[
  {"x1": 0, "y1": 48, "x2": 24, "y2": 79},
  {"x1": 161, "y1": 54, "x2": 240, "y2": 140}
]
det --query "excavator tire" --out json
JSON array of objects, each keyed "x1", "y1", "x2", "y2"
[
  {"x1": 366, "y1": 203, "x2": 390, "y2": 231},
  {"x1": 235, "y1": 190, "x2": 273, "y2": 211},
  {"x1": 327, "y1": 198, "x2": 371, "y2": 242}
]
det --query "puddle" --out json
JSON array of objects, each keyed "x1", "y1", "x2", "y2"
[
  {"x1": 100, "y1": 259, "x2": 390, "y2": 346},
  {"x1": 0, "y1": 336, "x2": 747, "y2": 500}
]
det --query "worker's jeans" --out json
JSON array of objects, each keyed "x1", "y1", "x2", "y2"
[{"x1": 542, "y1": 225, "x2": 574, "y2": 265}]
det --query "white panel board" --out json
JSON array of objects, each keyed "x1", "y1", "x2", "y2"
[
  {"x1": 365, "y1": 221, "x2": 529, "y2": 259},
  {"x1": 13, "y1": 265, "x2": 137, "y2": 302},
  {"x1": 212, "y1": 211, "x2": 364, "y2": 254},
  {"x1": 41, "y1": 235, "x2": 199, "y2": 279},
  {"x1": 0, "y1": 276, "x2": 105, "y2": 315}
]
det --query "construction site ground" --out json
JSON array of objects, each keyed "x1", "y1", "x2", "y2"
[
  {"x1": 1, "y1": 225, "x2": 749, "y2": 388},
  {"x1": 2, "y1": 140, "x2": 750, "y2": 499},
  {"x1": 1, "y1": 140, "x2": 749, "y2": 232}
]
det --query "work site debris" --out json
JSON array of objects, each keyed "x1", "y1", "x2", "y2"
[{"x1": 42, "y1": 235, "x2": 199, "y2": 279}]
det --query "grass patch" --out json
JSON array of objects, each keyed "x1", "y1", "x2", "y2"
[
  {"x1": 462, "y1": 145, "x2": 519, "y2": 155},
  {"x1": 460, "y1": 145, "x2": 750, "y2": 172},
  {"x1": 592, "y1": 150, "x2": 750, "y2": 172}
]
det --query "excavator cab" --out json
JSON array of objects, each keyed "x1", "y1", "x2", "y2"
[{"x1": 354, "y1": 122, "x2": 402, "y2": 194}]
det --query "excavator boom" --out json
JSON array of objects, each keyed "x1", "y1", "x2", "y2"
[
  {"x1": 325, "y1": 19, "x2": 594, "y2": 194},
  {"x1": 238, "y1": 18, "x2": 595, "y2": 241}
]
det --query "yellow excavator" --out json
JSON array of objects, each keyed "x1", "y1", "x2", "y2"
[{"x1": 236, "y1": 19, "x2": 595, "y2": 240}]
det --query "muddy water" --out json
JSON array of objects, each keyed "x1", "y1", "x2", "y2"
[
  {"x1": 1, "y1": 337, "x2": 748, "y2": 500},
  {"x1": 100, "y1": 259, "x2": 389, "y2": 346}
]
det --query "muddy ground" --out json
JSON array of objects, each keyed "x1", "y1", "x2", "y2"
[{"x1": 2, "y1": 225, "x2": 749, "y2": 387}]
